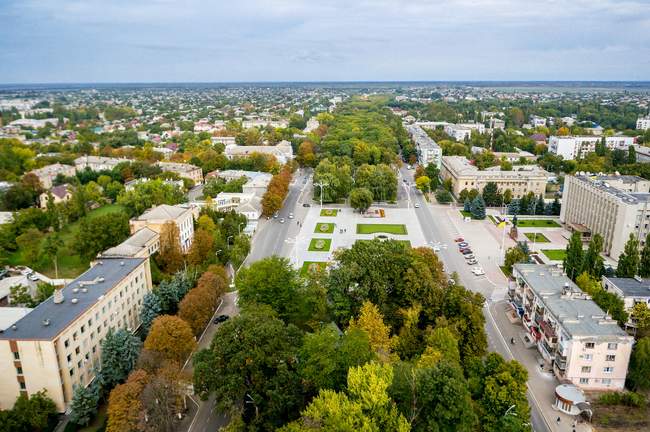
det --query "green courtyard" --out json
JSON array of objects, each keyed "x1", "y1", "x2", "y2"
[
  {"x1": 356, "y1": 224, "x2": 408, "y2": 235},
  {"x1": 515, "y1": 219, "x2": 561, "y2": 228},
  {"x1": 314, "y1": 222, "x2": 335, "y2": 233},
  {"x1": 524, "y1": 233, "x2": 551, "y2": 243},
  {"x1": 308, "y1": 238, "x2": 332, "y2": 252},
  {"x1": 320, "y1": 209, "x2": 339, "y2": 217},
  {"x1": 541, "y1": 249, "x2": 566, "y2": 261},
  {"x1": 300, "y1": 261, "x2": 328, "y2": 275}
]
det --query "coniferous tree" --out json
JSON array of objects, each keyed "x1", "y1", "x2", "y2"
[
  {"x1": 100, "y1": 329, "x2": 142, "y2": 389},
  {"x1": 69, "y1": 382, "x2": 100, "y2": 426},
  {"x1": 617, "y1": 234, "x2": 640, "y2": 277},
  {"x1": 463, "y1": 198, "x2": 471, "y2": 212},
  {"x1": 563, "y1": 232, "x2": 584, "y2": 280},
  {"x1": 535, "y1": 194, "x2": 545, "y2": 215},
  {"x1": 470, "y1": 196, "x2": 486, "y2": 220}
]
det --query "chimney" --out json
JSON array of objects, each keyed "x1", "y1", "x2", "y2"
[{"x1": 53, "y1": 288, "x2": 64, "y2": 304}]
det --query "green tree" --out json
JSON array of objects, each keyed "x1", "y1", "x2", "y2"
[
  {"x1": 41, "y1": 233, "x2": 63, "y2": 279},
  {"x1": 193, "y1": 307, "x2": 304, "y2": 430},
  {"x1": 116, "y1": 179, "x2": 185, "y2": 217},
  {"x1": 631, "y1": 303, "x2": 650, "y2": 337},
  {"x1": 639, "y1": 233, "x2": 650, "y2": 277},
  {"x1": 628, "y1": 145, "x2": 637, "y2": 164},
  {"x1": 435, "y1": 189, "x2": 452, "y2": 203},
  {"x1": 424, "y1": 163, "x2": 440, "y2": 189},
  {"x1": 140, "y1": 292, "x2": 162, "y2": 335},
  {"x1": 563, "y1": 232, "x2": 584, "y2": 280},
  {"x1": 69, "y1": 383, "x2": 100, "y2": 426},
  {"x1": 470, "y1": 195, "x2": 486, "y2": 219},
  {"x1": 415, "y1": 176, "x2": 431, "y2": 193},
  {"x1": 503, "y1": 189, "x2": 513, "y2": 205},
  {"x1": 617, "y1": 233, "x2": 640, "y2": 277},
  {"x1": 8, "y1": 390, "x2": 57, "y2": 432},
  {"x1": 9, "y1": 285, "x2": 35, "y2": 307},
  {"x1": 627, "y1": 337, "x2": 650, "y2": 391},
  {"x1": 75, "y1": 211, "x2": 130, "y2": 261},
  {"x1": 581, "y1": 233, "x2": 604, "y2": 278},
  {"x1": 482, "y1": 182, "x2": 501, "y2": 207},
  {"x1": 15, "y1": 228, "x2": 43, "y2": 264},
  {"x1": 100, "y1": 329, "x2": 143, "y2": 389},
  {"x1": 350, "y1": 187, "x2": 374, "y2": 213}
]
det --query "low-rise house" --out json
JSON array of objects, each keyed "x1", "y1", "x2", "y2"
[
  {"x1": 129, "y1": 204, "x2": 195, "y2": 251},
  {"x1": 39, "y1": 184, "x2": 73, "y2": 208},
  {"x1": 29, "y1": 163, "x2": 75, "y2": 189},
  {"x1": 213, "y1": 192, "x2": 261, "y2": 220},
  {"x1": 211, "y1": 136, "x2": 236, "y2": 146},
  {"x1": 156, "y1": 162, "x2": 203, "y2": 185},
  {"x1": 510, "y1": 264, "x2": 634, "y2": 391},
  {"x1": 602, "y1": 276, "x2": 650, "y2": 333}
]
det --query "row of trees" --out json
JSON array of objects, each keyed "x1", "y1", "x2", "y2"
[
  {"x1": 262, "y1": 164, "x2": 293, "y2": 216},
  {"x1": 193, "y1": 240, "x2": 532, "y2": 431}
]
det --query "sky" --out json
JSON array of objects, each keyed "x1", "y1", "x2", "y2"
[{"x1": 1, "y1": 0, "x2": 649, "y2": 83}]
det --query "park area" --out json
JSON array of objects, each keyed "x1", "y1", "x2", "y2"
[
  {"x1": 516, "y1": 219, "x2": 561, "y2": 228},
  {"x1": 320, "y1": 209, "x2": 339, "y2": 217},
  {"x1": 356, "y1": 224, "x2": 408, "y2": 235},
  {"x1": 300, "y1": 261, "x2": 328, "y2": 275},
  {"x1": 524, "y1": 233, "x2": 550, "y2": 243},
  {"x1": 308, "y1": 238, "x2": 332, "y2": 252},
  {"x1": 541, "y1": 249, "x2": 566, "y2": 261},
  {"x1": 314, "y1": 222, "x2": 335, "y2": 233}
]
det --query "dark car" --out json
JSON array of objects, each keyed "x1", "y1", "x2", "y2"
[
  {"x1": 213, "y1": 315, "x2": 230, "y2": 324},
  {"x1": 461, "y1": 249, "x2": 473, "y2": 255},
  {"x1": 302, "y1": 203, "x2": 311, "y2": 207}
]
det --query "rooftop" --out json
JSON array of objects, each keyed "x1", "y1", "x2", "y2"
[
  {"x1": 156, "y1": 161, "x2": 201, "y2": 173},
  {"x1": 514, "y1": 264, "x2": 629, "y2": 339},
  {"x1": 101, "y1": 227, "x2": 159, "y2": 258},
  {"x1": 0, "y1": 258, "x2": 145, "y2": 340},
  {"x1": 603, "y1": 276, "x2": 650, "y2": 298},
  {"x1": 134, "y1": 204, "x2": 190, "y2": 221},
  {"x1": 443, "y1": 156, "x2": 548, "y2": 178},
  {"x1": 572, "y1": 174, "x2": 650, "y2": 204}
]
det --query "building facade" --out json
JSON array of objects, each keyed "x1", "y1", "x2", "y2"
[
  {"x1": 156, "y1": 162, "x2": 204, "y2": 185},
  {"x1": 224, "y1": 140, "x2": 294, "y2": 164},
  {"x1": 29, "y1": 163, "x2": 76, "y2": 189},
  {"x1": 0, "y1": 258, "x2": 153, "y2": 412},
  {"x1": 440, "y1": 156, "x2": 549, "y2": 199},
  {"x1": 602, "y1": 276, "x2": 650, "y2": 333},
  {"x1": 510, "y1": 264, "x2": 634, "y2": 391},
  {"x1": 129, "y1": 204, "x2": 196, "y2": 252},
  {"x1": 637, "y1": 116, "x2": 650, "y2": 130},
  {"x1": 549, "y1": 136, "x2": 636, "y2": 160},
  {"x1": 560, "y1": 174, "x2": 650, "y2": 260},
  {"x1": 74, "y1": 156, "x2": 131, "y2": 172},
  {"x1": 405, "y1": 124, "x2": 442, "y2": 168}
]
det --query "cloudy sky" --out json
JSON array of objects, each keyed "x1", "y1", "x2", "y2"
[{"x1": 1, "y1": 0, "x2": 649, "y2": 83}]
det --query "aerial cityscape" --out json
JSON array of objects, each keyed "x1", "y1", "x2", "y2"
[{"x1": 1, "y1": 1, "x2": 650, "y2": 432}]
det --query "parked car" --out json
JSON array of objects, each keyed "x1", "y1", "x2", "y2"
[
  {"x1": 458, "y1": 242, "x2": 469, "y2": 248},
  {"x1": 213, "y1": 315, "x2": 229, "y2": 324},
  {"x1": 28, "y1": 274, "x2": 39, "y2": 281},
  {"x1": 466, "y1": 259, "x2": 478, "y2": 265},
  {"x1": 302, "y1": 203, "x2": 311, "y2": 207},
  {"x1": 454, "y1": 238, "x2": 464, "y2": 242},
  {"x1": 279, "y1": 218, "x2": 285, "y2": 223},
  {"x1": 461, "y1": 249, "x2": 473, "y2": 255},
  {"x1": 273, "y1": 212, "x2": 279, "y2": 218},
  {"x1": 464, "y1": 254, "x2": 475, "y2": 260},
  {"x1": 288, "y1": 213, "x2": 294, "y2": 219},
  {"x1": 414, "y1": 203, "x2": 420, "y2": 208},
  {"x1": 471, "y1": 267, "x2": 485, "y2": 276}
]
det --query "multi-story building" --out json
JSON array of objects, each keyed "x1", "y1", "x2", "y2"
[
  {"x1": 29, "y1": 163, "x2": 76, "y2": 189},
  {"x1": 100, "y1": 227, "x2": 160, "y2": 259},
  {"x1": 530, "y1": 115, "x2": 547, "y2": 127},
  {"x1": 510, "y1": 264, "x2": 634, "y2": 391},
  {"x1": 444, "y1": 123, "x2": 486, "y2": 142},
  {"x1": 211, "y1": 136, "x2": 236, "y2": 146},
  {"x1": 405, "y1": 124, "x2": 442, "y2": 168},
  {"x1": 440, "y1": 156, "x2": 549, "y2": 199},
  {"x1": 560, "y1": 174, "x2": 650, "y2": 260},
  {"x1": 0, "y1": 257, "x2": 153, "y2": 412},
  {"x1": 74, "y1": 156, "x2": 131, "y2": 172},
  {"x1": 602, "y1": 276, "x2": 650, "y2": 334},
  {"x1": 129, "y1": 204, "x2": 196, "y2": 252},
  {"x1": 214, "y1": 192, "x2": 261, "y2": 220},
  {"x1": 637, "y1": 116, "x2": 650, "y2": 130},
  {"x1": 224, "y1": 140, "x2": 294, "y2": 164},
  {"x1": 548, "y1": 135, "x2": 636, "y2": 160},
  {"x1": 156, "y1": 162, "x2": 204, "y2": 185}
]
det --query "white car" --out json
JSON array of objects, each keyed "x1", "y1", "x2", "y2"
[
  {"x1": 414, "y1": 203, "x2": 420, "y2": 208},
  {"x1": 471, "y1": 267, "x2": 485, "y2": 276},
  {"x1": 288, "y1": 213, "x2": 294, "y2": 219}
]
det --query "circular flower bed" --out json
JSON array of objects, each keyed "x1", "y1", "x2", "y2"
[
  {"x1": 308, "y1": 263, "x2": 321, "y2": 273},
  {"x1": 314, "y1": 239, "x2": 326, "y2": 249},
  {"x1": 319, "y1": 224, "x2": 330, "y2": 232}
]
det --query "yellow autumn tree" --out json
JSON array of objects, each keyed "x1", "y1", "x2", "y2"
[{"x1": 349, "y1": 301, "x2": 393, "y2": 357}]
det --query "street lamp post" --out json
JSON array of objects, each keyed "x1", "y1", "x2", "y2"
[
  {"x1": 314, "y1": 182, "x2": 329, "y2": 208},
  {"x1": 238, "y1": 222, "x2": 246, "y2": 235}
]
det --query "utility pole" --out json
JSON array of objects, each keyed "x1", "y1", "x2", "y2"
[{"x1": 314, "y1": 182, "x2": 329, "y2": 208}]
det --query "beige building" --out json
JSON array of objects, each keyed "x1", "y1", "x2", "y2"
[
  {"x1": 224, "y1": 140, "x2": 294, "y2": 164},
  {"x1": 0, "y1": 258, "x2": 153, "y2": 412},
  {"x1": 39, "y1": 184, "x2": 73, "y2": 208},
  {"x1": 156, "y1": 161, "x2": 204, "y2": 185},
  {"x1": 100, "y1": 227, "x2": 160, "y2": 259},
  {"x1": 560, "y1": 174, "x2": 650, "y2": 261},
  {"x1": 74, "y1": 156, "x2": 132, "y2": 172},
  {"x1": 440, "y1": 156, "x2": 549, "y2": 199},
  {"x1": 29, "y1": 163, "x2": 75, "y2": 189},
  {"x1": 129, "y1": 204, "x2": 195, "y2": 252},
  {"x1": 510, "y1": 264, "x2": 634, "y2": 391}
]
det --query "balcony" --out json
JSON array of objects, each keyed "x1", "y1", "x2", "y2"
[
  {"x1": 525, "y1": 290, "x2": 534, "y2": 302},
  {"x1": 540, "y1": 320, "x2": 558, "y2": 345},
  {"x1": 554, "y1": 354, "x2": 567, "y2": 371}
]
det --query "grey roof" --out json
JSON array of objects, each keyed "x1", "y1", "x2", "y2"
[
  {"x1": 604, "y1": 276, "x2": 650, "y2": 298},
  {"x1": 0, "y1": 258, "x2": 145, "y2": 340},
  {"x1": 135, "y1": 204, "x2": 189, "y2": 221},
  {"x1": 514, "y1": 264, "x2": 629, "y2": 339},
  {"x1": 101, "y1": 227, "x2": 158, "y2": 258}
]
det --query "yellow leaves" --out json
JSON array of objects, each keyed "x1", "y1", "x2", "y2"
[{"x1": 349, "y1": 301, "x2": 393, "y2": 358}]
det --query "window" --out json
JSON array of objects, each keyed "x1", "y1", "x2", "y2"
[
  {"x1": 13, "y1": 352, "x2": 19, "y2": 360},
  {"x1": 583, "y1": 354, "x2": 593, "y2": 361},
  {"x1": 585, "y1": 342, "x2": 595, "y2": 349},
  {"x1": 75, "y1": 347, "x2": 80, "y2": 355},
  {"x1": 602, "y1": 378, "x2": 612, "y2": 385},
  {"x1": 64, "y1": 339, "x2": 70, "y2": 348},
  {"x1": 73, "y1": 331, "x2": 78, "y2": 341},
  {"x1": 19, "y1": 381, "x2": 26, "y2": 390},
  {"x1": 604, "y1": 367, "x2": 614, "y2": 374},
  {"x1": 581, "y1": 366, "x2": 591, "y2": 373},
  {"x1": 579, "y1": 378, "x2": 589, "y2": 384},
  {"x1": 67, "y1": 354, "x2": 72, "y2": 363},
  {"x1": 607, "y1": 343, "x2": 618, "y2": 350},
  {"x1": 16, "y1": 366, "x2": 23, "y2": 375},
  {"x1": 80, "y1": 325, "x2": 85, "y2": 333},
  {"x1": 69, "y1": 368, "x2": 74, "y2": 376},
  {"x1": 606, "y1": 355, "x2": 616, "y2": 362}
]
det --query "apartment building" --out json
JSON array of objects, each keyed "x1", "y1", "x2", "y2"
[
  {"x1": 0, "y1": 258, "x2": 153, "y2": 411},
  {"x1": 560, "y1": 174, "x2": 650, "y2": 260},
  {"x1": 129, "y1": 204, "x2": 196, "y2": 252},
  {"x1": 444, "y1": 123, "x2": 486, "y2": 142},
  {"x1": 224, "y1": 140, "x2": 294, "y2": 164},
  {"x1": 74, "y1": 156, "x2": 131, "y2": 172},
  {"x1": 510, "y1": 264, "x2": 634, "y2": 391},
  {"x1": 602, "y1": 276, "x2": 650, "y2": 333},
  {"x1": 548, "y1": 136, "x2": 635, "y2": 160},
  {"x1": 405, "y1": 124, "x2": 442, "y2": 168},
  {"x1": 440, "y1": 156, "x2": 549, "y2": 199},
  {"x1": 100, "y1": 227, "x2": 160, "y2": 259},
  {"x1": 156, "y1": 162, "x2": 204, "y2": 185},
  {"x1": 29, "y1": 163, "x2": 76, "y2": 189},
  {"x1": 637, "y1": 116, "x2": 650, "y2": 130}
]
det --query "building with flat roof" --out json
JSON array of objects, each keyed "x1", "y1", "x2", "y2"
[
  {"x1": 637, "y1": 116, "x2": 650, "y2": 130},
  {"x1": 0, "y1": 257, "x2": 152, "y2": 411},
  {"x1": 548, "y1": 136, "x2": 635, "y2": 160},
  {"x1": 405, "y1": 124, "x2": 442, "y2": 168},
  {"x1": 444, "y1": 123, "x2": 486, "y2": 142},
  {"x1": 560, "y1": 174, "x2": 650, "y2": 261},
  {"x1": 510, "y1": 264, "x2": 633, "y2": 391},
  {"x1": 100, "y1": 227, "x2": 160, "y2": 259},
  {"x1": 129, "y1": 204, "x2": 195, "y2": 252},
  {"x1": 29, "y1": 163, "x2": 75, "y2": 189},
  {"x1": 156, "y1": 162, "x2": 203, "y2": 185},
  {"x1": 74, "y1": 156, "x2": 131, "y2": 172},
  {"x1": 224, "y1": 140, "x2": 293, "y2": 164},
  {"x1": 602, "y1": 276, "x2": 650, "y2": 334},
  {"x1": 440, "y1": 156, "x2": 549, "y2": 199}
]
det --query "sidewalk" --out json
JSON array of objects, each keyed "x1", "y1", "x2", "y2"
[{"x1": 488, "y1": 300, "x2": 593, "y2": 432}]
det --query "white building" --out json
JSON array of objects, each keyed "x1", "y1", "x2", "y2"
[
  {"x1": 405, "y1": 124, "x2": 442, "y2": 168},
  {"x1": 29, "y1": 163, "x2": 76, "y2": 189},
  {"x1": 129, "y1": 204, "x2": 196, "y2": 252},
  {"x1": 224, "y1": 140, "x2": 293, "y2": 164},
  {"x1": 74, "y1": 156, "x2": 131, "y2": 172},
  {"x1": 214, "y1": 192, "x2": 261, "y2": 220},
  {"x1": 602, "y1": 276, "x2": 650, "y2": 334},
  {"x1": 530, "y1": 115, "x2": 547, "y2": 128},
  {"x1": 605, "y1": 136, "x2": 636, "y2": 151},
  {"x1": 444, "y1": 123, "x2": 486, "y2": 142},
  {"x1": 637, "y1": 116, "x2": 650, "y2": 131},
  {"x1": 211, "y1": 136, "x2": 237, "y2": 146},
  {"x1": 156, "y1": 162, "x2": 204, "y2": 185},
  {"x1": 10, "y1": 118, "x2": 61, "y2": 129},
  {"x1": 548, "y1": 136, "x2": 601, "y2": 160},
  {"x1": 100, "y1": 227, "x2": 160, "y2": 259}
]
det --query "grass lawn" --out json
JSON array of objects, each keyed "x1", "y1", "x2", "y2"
[
  {"x1": 314, "y1": 222, "x2": 335, "y2": 233},
  {"x1": 320, "y1": 209, "x2": 338, "y2": 217},
  {"x1": 300, "y1": 261, "x2": 328, "y2": 275},
  {"x1": 500, "y1": 265, "x2": 512, "y2": 278},
  {"x1": 541, "y1": 249, "x2": 566, "y2": 261},
  {"x1": 460, "y1": 210, "x2": 472, "y2": 218},
  {"x1": 356, "y1": 224, "x2": 408, "y2": 235},
  {"x1": 515, "y1": 219, "x2": 561, "y2": 228},
  {"x1": 355, "y1": 239, "x2": 411, "y2": 247},
  {"x1": 524, "y1": 233, "x2": 551, "y2": 243},
  {"x1": 308, "y1": 238, "x2": 332, "y2": 252},
  {"x1": 7, "y1": 204, "x2": 127, "y2": 279}
]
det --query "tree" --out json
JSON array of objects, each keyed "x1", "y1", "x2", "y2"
[
  {"x1": 463, "y1": 198, "x2": 471, "y2": 212},
  {"x1": 117, "y1": 179, "x2": 185, "y2": 217},
  {"x1": 100, "y1": 329, "x2": 143, "y2": 389},
  {"x1": 178, "y1": 273, "x2": 226, "y2": 336},
  {"x1": 144, "y1": 315, "x2": 196, "y2": 363},
  {"x1": 504, "y1": 246, "x2": 528, "y2": 274},
  {"x1": 9, "y1": 285, "x2": 35, "y2": 307},
  {"x1": 15, "y1": 228, "x2": 43, "y2": 264},
  {"x1": 69, "y1": 383, "x2": 100, "y2": 426},
  {"x1": 581, "y1": 233, "x2": 604, "y2": 278},
  {"x1": 435, "y1": 189, "x2": 452, "y2": 203},
  {"x1": 628, "y1": 145, "x2": 637, "y2": 164},
  {"x1": 8, "y1": 390, "x2": 57, "y2": 432},
  {"x1": 470, "y1": 195, "x2": 486, "y2": 219},
  {"x1": 617, "y1": 233, "x2": 640, "y2": 277},
  {"x1": 631, "y1": 303, "x2": 650, "y2": 337},
  {"x1": 551, "y1": 196, "x2": 561, "y2": 215},
  {"x1": 187, "y1": 228, "x2": 214, "y2": 266},
  {"x1": 639, "y1": 233, "x2": 650, "y2": 277},
  {"x1": 349, "y1": 301, "x2": 393, "y2": 357},
  {"x1": 107, "y1": 370, "x2": 148, "y2": 432},
  {"x1": 229, "y1": 233, "x2": 250, "y2": 268},
  {"x1": 349, "y1": 187, "x2": 373, "y2": 213},
  {"x1": 193, "y1": 307, "x2": 304, "y2": 429},
  {"x1": 503, "y1": 188, "x2": 513, "y2": 204},
  {"x1": 139, "y1": 292, "x2": 162, "y2": 335},
  {"x1": 535, "y1": 194, "x2": 545, "y2": 215},
  {"x1": 75, "y1": 211, "x2": 130, "y2": 260},
  {"x1": 576, "y1": 272, "x2": 629, "y2": 326},
  {"x1": 157, "y1": 221, "x2": 184, "y2": 274},
  {"x1": 41, "y1": 233, "x2": 63, "y2": 279},
  {"x1": 138, "y1": 364, "x2": 187, "y2": 432},
  {"x1": 415, "y1": 175, "x2": 431, "y2": 193},
  {"x1": 482, "y1": 182, "x2": 501, "y2": 207},
  {"x1": 563, "y1": 232, "x2": 584, "y2": 280},
  {"x1": 424, "y1": 163, "x2": 440, "y2": 189},
  {"x1": 627, "y1": 337, "x2": 650, "y2": 391}
]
